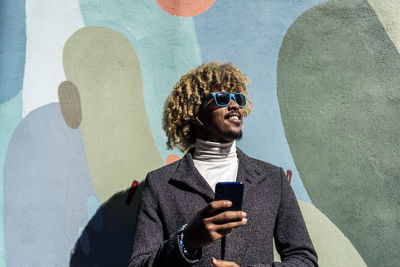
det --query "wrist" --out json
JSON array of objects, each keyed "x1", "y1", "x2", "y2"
[
  {"x1": 182, "y1": 228, "x2": 196, "y2": 251},
  {"x1": 178, "y1": 224, "x2": 200, "y2": 258}
]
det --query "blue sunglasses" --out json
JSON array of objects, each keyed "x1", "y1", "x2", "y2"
[{"x1": 201, "y1": 92, "x2": 247, "y2": 108}]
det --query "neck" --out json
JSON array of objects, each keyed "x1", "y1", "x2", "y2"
[{"x1": 193, "y1": 138, "x2": 237, "y2": 161}]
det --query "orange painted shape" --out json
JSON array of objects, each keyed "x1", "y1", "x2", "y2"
[
  {"x1": 166, "y1": 154, "x2": 181, "y2": 165},
  {"x1": 156, "y1": 0, "x2": 216, "y2": 17}
]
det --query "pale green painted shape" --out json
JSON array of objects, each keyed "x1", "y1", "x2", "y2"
[
  {"x1": 79, "y1": 0, "x2": 202, "y2": 161},
  {"x1": 272, "y1": 239, "x2": 281, "y2": 262},
  {"x1": 277, "y1": 0, "x2": 400, "y2": 265},
  {"x1": 367, "y1": 0, "x2": 400, "y2": 53},
  {"x1": 299, "y1": 201, "x2": 366, "y2": 266},
  {"x1": 273, "y1": 201, "x2": 366, "y2": 266},
  {"x1": 63, "y1": 26, "x2": 163, "y2": 202},
  {"x1": 0, "y1": 90, "x2": 22, "y2": 267}
]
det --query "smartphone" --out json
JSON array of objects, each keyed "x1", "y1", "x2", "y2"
[{"x1": 214, "y1": 182, "x2": 244, "y2": 211}]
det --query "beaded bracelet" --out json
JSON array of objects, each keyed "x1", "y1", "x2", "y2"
[{"x1": 178, "y1": 224, "x2": 199, "y2": 259}]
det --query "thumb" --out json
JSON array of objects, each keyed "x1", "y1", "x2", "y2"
[{"x1": 211, "y1": 257, "x2": 219, "y2": 266}]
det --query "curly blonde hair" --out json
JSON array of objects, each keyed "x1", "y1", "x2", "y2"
[{"x1": 162, "y1": 62, "x2": 253, "y2": 152}]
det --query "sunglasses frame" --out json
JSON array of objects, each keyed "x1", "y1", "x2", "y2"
[{"x1": 201, "y1": 92, "x2": 247, "y2": 108}]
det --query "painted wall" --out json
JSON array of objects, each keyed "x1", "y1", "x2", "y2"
[{"x1": 1, "y1": 0, "x2": 398, "y2": 266}]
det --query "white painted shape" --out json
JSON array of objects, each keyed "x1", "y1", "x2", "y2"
[
  {"x1": 22, "y1": 0, "x2": 85, "y2": 117},
  {"x1": 367, "y1": 0, "x2": 400, "y2": 53}
]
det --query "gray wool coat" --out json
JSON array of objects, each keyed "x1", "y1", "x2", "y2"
[{"x1": 128, "y1": 148, "x2": 318, "y2": 267}]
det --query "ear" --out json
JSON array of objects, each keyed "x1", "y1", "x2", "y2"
[{"x1": 190, "y1": 116, "x2": 204, "y2": 126}]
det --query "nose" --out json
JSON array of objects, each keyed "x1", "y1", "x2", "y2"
[{"x1": 228, "y1": 95, "x2": 240, "y2": 110}]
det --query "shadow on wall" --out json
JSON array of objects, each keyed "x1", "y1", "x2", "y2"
[{"x1": 70, "y1": 183, "x2": 144, "y2": 267}]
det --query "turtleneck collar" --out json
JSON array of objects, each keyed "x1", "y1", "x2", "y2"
[{"x1": 193, "y1": 138, "x2": 237, "y2": 161}]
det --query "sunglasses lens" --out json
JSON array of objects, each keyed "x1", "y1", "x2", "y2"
[
  {"x1": 215, "y1": 93, "x2": 230, "y2": 106},
  {"x1": 234, "y1": 94, "x2": 246, "y2": 106}
]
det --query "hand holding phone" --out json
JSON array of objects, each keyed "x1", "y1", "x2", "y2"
[{"x1": 183, "y1": 182, "x2": 246, "y2": 250}]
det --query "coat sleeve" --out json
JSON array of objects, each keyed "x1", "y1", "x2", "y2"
[
  {"x1": 127, "y1": 175, "x2": 201, "y2": 267},
  {"x1": 272, "y1": 168, "x2": 319, "y2": 267}
]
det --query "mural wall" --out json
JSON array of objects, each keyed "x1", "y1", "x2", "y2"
[{"x1": 1, "y1": 0, "x2": 398, "y2": 266}]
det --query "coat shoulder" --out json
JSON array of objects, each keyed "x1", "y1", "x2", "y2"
[
  {"x1": 145, "y1": 159, "x2": 181, "y2": 184},
  {"x1": 239, "y1": 148, "x2": 282, "y2": 172},
  {"x1": 247, "y1": 156, "x2": 281, "y2": 171}
]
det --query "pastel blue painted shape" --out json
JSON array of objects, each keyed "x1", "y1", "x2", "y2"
[
  {"x1": 0, "y1": 0, "x2": 26, "y2": 104},
  {"x1": 86, "y1": 196, "x2": 103, "y2": 232},
  {"x1": 3, "y1": 103, "x2": 99, "y2": 266},
  {"x1": 0, "y1": 91, "x2": 23, "y2": 267},
  {"x1": 193, "y1": 0, "x2": 326, "y2": 203},
  {"x1": 79, "y1": 0, "x2": 202, "y2": 161}
]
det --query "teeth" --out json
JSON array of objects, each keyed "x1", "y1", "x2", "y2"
[{"x1": 230, "y1": 116, "x2": 239, "y2": 120}]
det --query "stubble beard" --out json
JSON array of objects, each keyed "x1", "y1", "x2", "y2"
[{"x1": 224, "y1": 129, "x2": 243, "y2": 141}]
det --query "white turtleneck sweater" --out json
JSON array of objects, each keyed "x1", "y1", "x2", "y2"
[{"x1": 192, "y1": 138, "x2": 238, "y2": 192}]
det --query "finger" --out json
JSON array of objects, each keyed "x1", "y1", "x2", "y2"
[
  {"x1": 207, "y1": 211, "x2": 246, "y2": 224},
  {"x1": 210, "y1": 200, "x2": 233, "y2": 210},
  {"x1": 214, "y1": 218, "x2": 247, "y2": 232},
  {"x1": 211, "y1": 257, "x2": 239, "y2": 267},
  {"x1": 211, "y1": 257, "x2": 219, "y2": 267},
  {"x1": 204, "y1": 200, "x2": 232, "y2": 215}
]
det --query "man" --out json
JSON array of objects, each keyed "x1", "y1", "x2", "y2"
[{"x1": 128, "y1": 62, "x2": 318, "y2": 266}]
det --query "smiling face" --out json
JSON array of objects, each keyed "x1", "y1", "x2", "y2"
[
  {"x1": 194, "y1": 92, "x2": 245, "y2": 142},
  {"x1": 163, "y1": 62, "x2": 253, "y2": 151}
]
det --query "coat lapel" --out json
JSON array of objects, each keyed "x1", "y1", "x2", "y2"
[
  {"x1": 169, "y1": 149, "x2": 215, "y2": 201},
  {"x1": 236, "y1": 148, "x2": 269, "y2": 200}
]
